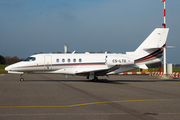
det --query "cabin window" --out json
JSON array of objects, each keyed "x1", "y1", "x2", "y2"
[
  {"x1": 79, "y1": 58, "x2": 82, "y2": 62},
  {"x1": 73, "y1": 59, "x2": 76, "y2": 62},
  {"x1": 56, "y1": 59, "x2": 59, "y2": 63},
  {"x1": 24, "y1": 57, "x2": 36, "y2": 61},
  {"x1": 62, "y1": 59, "x2": 65, "y2": 63},
  {"x1": 68, "y1": 59, "x2": 71, "y2": 62}
]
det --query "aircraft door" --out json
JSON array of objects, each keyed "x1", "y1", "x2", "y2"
[{"x1": 44, "y1": 56, "x2": 52, "y2": 70}]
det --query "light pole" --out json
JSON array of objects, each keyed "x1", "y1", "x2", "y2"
[
  {"x1": 161, "y1": 0, "x2": 166, "y2": 28},
  {"x1": 161, "y1": 0, "x2": 167, "y2": 74}
]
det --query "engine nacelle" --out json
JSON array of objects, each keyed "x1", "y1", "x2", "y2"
[{"x1": 106, "y1": 55, "x2": 134, "y2": 67}]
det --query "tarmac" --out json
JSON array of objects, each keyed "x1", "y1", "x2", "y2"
[{"x1": 0, "y1": 74, "x2": 180, "y2": 120}]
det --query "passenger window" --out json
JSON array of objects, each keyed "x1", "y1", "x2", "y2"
[
  {"x1": 56, "y1": 59, "x2": 59, "y2": 63},
  {"x1": 79, "y1": 58, "x2": 82, "y2": 62},
  {"x1": 68, "y1": 59, "x2": 71, "y2": 62},
  {"x1": 62, "y1": 59, "x2": 65, "y2": 62},
  {"x1": 73, "y1": 59, "x2": 76, "y2": 62}
]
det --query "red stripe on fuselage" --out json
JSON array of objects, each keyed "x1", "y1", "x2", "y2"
[{"x1": 16, "y1": 62, "x2": 106, "y2": 69}]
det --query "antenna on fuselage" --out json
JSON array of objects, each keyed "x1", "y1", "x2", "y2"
[{"x1": 72, "y1": 51, "x2": 76, "y2": 54}]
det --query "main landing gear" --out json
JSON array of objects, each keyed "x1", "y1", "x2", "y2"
[
  {"x1": 87, "y1": 72, "x2": 99, "y2": 82},
  {"x1": 92, "y1": 77, "x2": 98, "y2": 82},
  {"x1": 87, "y1": 76, "x2": 99, "y2": 82},
  {"x1": 19, "y1": 74, "x2": 25, "y2": 82}
]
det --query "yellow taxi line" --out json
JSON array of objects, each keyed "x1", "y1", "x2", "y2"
[{"x1": 0, "y1": 99, "x2": 180, "y2": 108}]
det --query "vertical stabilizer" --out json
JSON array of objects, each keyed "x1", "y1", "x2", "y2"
[
  {"x1": 135, "y1": 28, "x2": 169, "y2": 54},
  {"x1": 127, "y1": 28, "x2": 169, "y2": 64}
]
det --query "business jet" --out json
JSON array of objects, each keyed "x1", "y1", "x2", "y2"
[{"x1": 5, "y1": 28, "x2": 169, "y2": 82}]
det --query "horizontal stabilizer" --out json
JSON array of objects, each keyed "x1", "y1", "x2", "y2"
[
  {"x1": 144, "y1": 46, "x2": 174, "y2": 51},
  {"x1": 165, "y1": 46, "x2": 175, "y2": 49}
]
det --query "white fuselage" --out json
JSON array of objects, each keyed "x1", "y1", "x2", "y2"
[{"x1": 5, "y1": 53, "x2": 135, "y2": 75}]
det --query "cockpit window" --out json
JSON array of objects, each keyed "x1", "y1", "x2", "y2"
[{"x1": 24, "y1": 57, "x2": 36, "y2": 61}]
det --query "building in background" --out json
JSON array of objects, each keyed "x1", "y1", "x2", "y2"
[{"x1": 64, "y1": 44, "x2": 68, "y2": 53}]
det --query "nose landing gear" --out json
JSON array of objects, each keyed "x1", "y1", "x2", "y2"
[{"x1": 19, "y1": 74, "x2": 25, "y2": 82}]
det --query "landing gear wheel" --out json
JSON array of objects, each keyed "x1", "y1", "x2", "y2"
[
  {"x1": 93, "y1": 77, "x2": 98, "y2": 82},
  {"x1": 19, "y1": 74, "x2": 25, "y2": 82},
  {"x1": 19, "y1": 78, "x2": 25, "y2": 82}
]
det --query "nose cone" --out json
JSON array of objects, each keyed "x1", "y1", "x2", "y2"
[{"x1": 5, "y1": 66, "x2": 11, "y2": 71}]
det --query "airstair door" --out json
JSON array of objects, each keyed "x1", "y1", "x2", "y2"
[{"x1": 44, "y1": 56, "x2": 52, "y2": 70}]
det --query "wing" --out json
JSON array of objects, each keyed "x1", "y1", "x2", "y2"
[{"x1": 75, "y1": 65, "x2": 120, "y2": 76}]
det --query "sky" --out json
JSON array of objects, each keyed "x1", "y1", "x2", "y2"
[{"x1": 0, "y1": 0, "x2": 180, "y2": 64}]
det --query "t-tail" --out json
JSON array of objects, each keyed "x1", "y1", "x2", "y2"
[{"x1": 126, "y1": 28, "x2": 169, "y2": 69}]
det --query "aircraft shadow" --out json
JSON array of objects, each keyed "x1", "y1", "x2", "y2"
[
  {"x1": 24, "y1": 78, "x2": 180, "y2": 84},
  {"x1": 25, "y1": 79, "x2": 126, "y2": 84}
]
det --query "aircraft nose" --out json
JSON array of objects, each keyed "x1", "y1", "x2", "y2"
[{"x1": 5, "y1": 66, "x2": 12, "y2": 71}]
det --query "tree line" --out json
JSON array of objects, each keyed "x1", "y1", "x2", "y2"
[{"x1": 0, "y1": 55, "x2": 24, "y2": 65}]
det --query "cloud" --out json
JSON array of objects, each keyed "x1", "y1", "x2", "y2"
[{"x1": 0, "y1": 2, "x2": 22, "y2": 7}]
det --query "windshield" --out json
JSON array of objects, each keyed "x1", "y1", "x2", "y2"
[{"x1": 23, "y1": 57, "x2": 36, "y2": 61}]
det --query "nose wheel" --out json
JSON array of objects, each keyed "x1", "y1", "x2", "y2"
[{"x1": 19, "y1": 74, "x2": 25, "y2": 82}]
